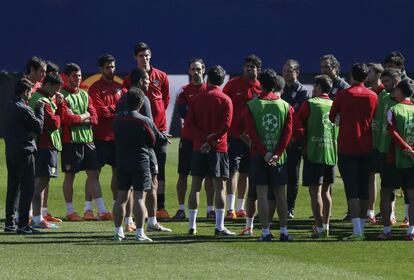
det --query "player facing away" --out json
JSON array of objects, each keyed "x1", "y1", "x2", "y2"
[
  {"x1": 329, "y1": 63, "x2": 377, "y2": 241},
  {"x1": 244, "y1": 69, "x2": 294, "y2": 242},
  {"x1": 186, "y1": 65, "x2": 235, "y2": 236},
  {"x1": 113, "y1": 88, "x2": 169, "y2": 242},
  {"x1": 222, "y1": 55, "x2": 261, "y2": 220},
  {"x1": 28, "y1": 73, "x2": 65, "y2": 229},
  {"x1": 295, "y1": 75, "x2": 338, "y2": 238},
  {"x1": 60, "y1": 63, "x2": 112, "y2": 221},
  {"x1": 385, "y1": 78, "x2": 414, "y2": 241},
  {"x1": 172, "y1": 58, "x2": 215, "y2": 220}
]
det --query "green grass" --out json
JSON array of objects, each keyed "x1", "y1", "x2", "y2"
[{"x1": 0, "y1": 139, "x2": 413, "y2": 279}]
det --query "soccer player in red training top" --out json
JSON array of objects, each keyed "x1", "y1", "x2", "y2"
[
  {"x1": 244, "y1": 69, "x2": 294, "y2": 242},
  {"x1": 28, "y1": 73, "x2": 65, "y2": 229},
  {"x1": 223, "y1": 55, "x2": 261, "y2": 220},
  {"x1": 123, "y1": 42, "x2": 171, "y2": 219},
  {"x1": 295, "y1": 75, "x2": 337, "y2": 238},
  {"x1": 60, "y1": 63, "x2": 112, "y2": 221},
  {"x1": 88, "y1": 55, "x2": 126, "y2": 221},
  {"x1": 329, "y1": 63, "x2": 378, "y2": 241},
  {"x1": 186, "y1": 65, "x2": 235, "y2": 236},
  {"x1": 386, "y1": 78, "x2": 414, "y2": 241},
  {"x1": 172, "y1": 58, "x2": 215, "y2": 220}
]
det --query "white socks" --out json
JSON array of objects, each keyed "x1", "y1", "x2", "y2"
[
  {"x1": 383, "y1": 226, "x2": 391, "y2": 234},
  {"x1": 215, "y1": 209, "x2": 225, "y2": 231},
  {"x1": 227, "y1": 194, "x2": 235, "y2": 211},
  {"x1": 148, "y1": 216, "x2": 157, "y2": 226},
  {"x1": 367, "y1": 209, "x2": 374, "y2": 218},
  {"x1": 84, "y1": 201, "x2": 92, "y2": 212},
  {"x1": 352, "y1": 218, "x2": 362, "y2": 235},
  {"x1": 246, "y1": 217, "x2": 254, "y2": 228},
  {"x1": 405, "y1": 204, "x2": 410, "y2": 219},
  {"x1": 280, "y1": 227, "x2": 288, "y2": 235},
  {"x1": 408, "y1": 226, "x2": 414, "y2": 235},
  {"x1": 33, "y1": 215, "x2": 43, "y2": 224},
  {"x1": 179, "y1": 204, "x2": 185, "y2": 210},
  {"x1": 94, "y1": 198, "x2": 107, "y2": 214},
  {"x1": 188, "y1": 209, "x2": 198, "y2": 230},
  {"x1": 41, "y1": 207, "x2": 48, "y2": 216},
  {"x1": 136, "y1": 227, "x2": 144, "y2": 237},
  {"x1": 115, "y1": 227, "x2": 124, "y2": 237},
  {"x1": 124, "y1": 217, "x2": 134, "y2": 225},
  {"x1": 262, "y1": 228, "x2": 270, "y2": 235},
  {"x1": 236, "y1": 199, "x2": 245, "y2": 211},
  {"x1": 323, "y1": 224, "x2": 329, "y2": 231},
  {"x1": 66, "y1": 203, "x2": 74, "y2": 215},
  {"x1": 207, "y1": 205, "x2": 214, "y2": 213}
]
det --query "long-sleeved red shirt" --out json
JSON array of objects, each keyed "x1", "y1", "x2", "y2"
[
  {"x1": 123, "y1": 66, "x2": 170, "y2": 131},
  {"x1": 223, "y1": 76, "x2": 261, "y2": 139},
  {"x1": 61, "y1": 86, "x2": 98, "y2": 143},
  {"x1": 329, "y1": 83, "x2": 377, "y2": 156},
  {"x1": 89, "y1": 78, "x2": 127, "y2": 141},
  {"x1": 177, "y1": 83, "x2": 207, "y2": 140},
  {"x1": 186, "y1": 85, "x2": 233, "y2": 152},
  {"x1": 243, "y1": 91, "x2": 293, "y2": 157}
]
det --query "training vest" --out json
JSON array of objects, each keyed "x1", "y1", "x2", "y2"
[
  {"x1": 391, "y1": 102, "x2": 414, "y2": 168},
  {"x1": 372, "y1": 90, "x2": 395, "y2": 153},
  {"x1": 61, "y1": 88, "x2": 93, "y2": 143},
  {"x1": 29, "y1": 91, "x2": 62, "y2": 151},
  {"x1": 247, "y1": 97, "x2": 289, "y2": 165},
  {"x1": 306, "y1": 97, "x2": 338, "y2": 165}
]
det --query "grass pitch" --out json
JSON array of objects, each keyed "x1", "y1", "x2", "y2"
[{"x1": 0, "y1": 139, "x2": 413, "y2": 279}]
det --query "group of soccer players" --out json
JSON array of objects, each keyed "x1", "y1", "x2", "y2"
[{"x1": 4, "y1": 43, "x2": 414, "y2": 242}]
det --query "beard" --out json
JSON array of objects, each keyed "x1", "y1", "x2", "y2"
[{"x1": 193, "y1": 74, "x2": 202, "y2": 84}]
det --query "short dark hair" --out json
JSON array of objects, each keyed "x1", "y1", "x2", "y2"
[
  {"x1": 133, "y1": 42, "x2": 151, "y2": 56},
  {"x1": 25, "y1": 56, "x2": 46, "y2": 74},
  {"x1": 258, "y1": 69, "x2": 278, "y2": 92},
  {"x1": 207, "y1": 65, "x2": 226, "y2": 86},
  {"x1": 285, "y1": 59, "x2": 300, "y2": 72},
  {"x1": 396, "y1": 78, "x2": 414, "y2": 98},
  {"x1": 46, "y1": 60, "x2": 60, "y2": 74},
  {"x1": 383, "y1": 51, "x2": 405, "y2": 70},
  {"x1": 244, "y1": 54, "x2": 262, "y2": 69},
  {"x1": 188, "y1": 58, "x2": 205, "y2": 69},
  {"x1": 64, "y1": 63, "x2": 81, "y2": 76},
  {"x1": 15, "y1": 78, "x2": 33, "y2": 96},
  {"x1": 367, "y1": 63, "x2": 384, "y2": 74},
  {"x1": 274, "y1": 75, "x2": 285, "y2": 92},
  {"x1": 98, "y1": 54, "x2": 116, "y2": 68},
  {"x1": 351, "y1": 63, "x2": 369, "y2": 82},
  {"x1": 320, "y1": 54, "x2": 340, "y2": 72},
  {"x1": 382, "y1": 68, "x2": 401, "y2": 80},
  {"x1": 314, "y1": 74, "x2": 333, "y2": 93},
  {"x1": 127, "y1": 87, "x2": 145, "y2": 109},
  {"x1": 130, "y1": 68, "x2": 147, "y2": 87},
  {"x1": 43, "y1": 73, "x2": 63, "y2": 86}
]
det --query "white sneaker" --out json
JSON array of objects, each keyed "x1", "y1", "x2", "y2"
[
  {"x1": 113, "y1": 234, "x2": 126, "y2": 241},
  {"x1": 147, "y1": 223, "x2": 172, "y2": 232},
  {"x1": 135, "y1": 234, "x2": 153, "y2": 242}
]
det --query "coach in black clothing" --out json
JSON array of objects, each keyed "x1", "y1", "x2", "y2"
[
  {"x1": 281, "y1": 59, "x2": 310, "y2": 219},
  {"x1": 4, "y1": 79, "x2": 44, "y2": 233}
]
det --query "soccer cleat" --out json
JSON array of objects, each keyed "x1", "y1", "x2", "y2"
[
  {"x1": 147, "y1": 223, "x2": 172, "y2": 232},
  {"x1": 215, "y1": 227, "x2": 236, "y2": 236},
  {"x1": 399, "y1": 218, "x2": 409, "y2": 228},
  {"x1": 172, "y1": 209, "x2": 186, "y2": 220},
  {"x1": 406, "y1": 233, "x2": 414, "y2": 241},
  {"x1": 66, "y1": 212, "x2": 83, "y2": 222},
  {"x1": 239, "y1": 227, "x2": 253, "y2": 236},
  {"x1": 98, "y1": 212, "x2": 113, "y2": 221},
  {"x1": 156, "y1": 208, "x2": 171, "y2": 219},
  {"x1": 309, "y1": 230, "x2": 328, "y2": 239},
  {"x1": 32, "y1": 220, "x2": 58, "y2": 229},
  {"x1": 135, "y1": 234, "x2": 153, "y2": 242},
  {"x1": 342, "y1": 234, "x2": 365, "y2": 241},
  {"x1": 124, "y1": 223, "x2": 136, "y2": 232},
  {"x1": 113, "y1": 234, "x2": 126, "y2": 241},
  {"x1": 82, "y1": 210, "x2": 97, "y2": 221},
  {"x1": 16, "y1": 225, "x2": 40, "y2": 234},
  {"x1": 4, "y1": 224, "x2": 16, "y2": 232},
  {"x1": 206, "y1": 210, "x2": 216, "y2": 219},
  {"x1": 225, "y1": 210, "x2": 236, "y2": 220},
  {"x1": 188, "y1": 228, "x2": 197, "y2": 235},
  {"x1": 377, "y1": 232, "x2": 392, "y2": 240},
  {"x1": 280, "y1": 233, "x2": 293, "y2": 242},
  {"x1": 258, "y1": 234, "x2": 273, "y2": 242},
  {"x1": 342, "y1": 212, "x2": 352, "y2": 222},
  {"x1": 43, "y1": 213, "x2": 62, "y2": 223},
  {"x1": 367, "y1": 216, "x2": 377, "y2": 225},
  {"x1": 236, "y1": 209, "x2": 247, "y2": 218},
  {"x1": 287, "y1": 210, "x2": 295, "y2": 219}
]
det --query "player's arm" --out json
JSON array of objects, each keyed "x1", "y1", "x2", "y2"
[
  {"x1": 87, "y1": 95, "x2": 98, "y2": 125},
  {"x1": 23, "y1": 103, "x2": 44, "y2": 135},
  {"x1": 329, "y1": 90, "x2": 341, "y2": 123},
  {"x1": 161, "y1": 74, "x2": 170, "y2": 110},
  {"x1": 206, "y1": 97, "x2": 233, "y2": 145},
  {"x1": 89, "y1": 86, "x2": 115, "y2": 119},
  {"x1": 293, "y1": 101, "x2": 309, "y2": 140},
  {"x1": 185, "y1": 102, "x2": 206, "y2": 141},
  {"x1": 43, "y1": 102, "x2": 61, "y2": 131},
  {"x1": 272, "y1": 106, "x2": 294, "y2": 159},
  {"x1": 244, "y1": 108, "x2": 267, "y2": 156}
]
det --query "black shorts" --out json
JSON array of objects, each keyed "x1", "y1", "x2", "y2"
[
  {"x1": 117, "y1": 170, "x2": 151, "y2": 192},
  {"x1": 369, "y1": 149, "x2": 386, "y2": 173},
  {"x1": 302, "y1": 158, "x2": 335, "y2": 186},
  {"x1": 177, "y1": 138, "x2": 193, "y2": 175},
  {"x1": 338, "y1": 154, "x2": 370, "y2": 200},
  {"x1": 149, "y1": 148, "x2": 158, "y2": 175},
  {"x1": 380, "y1": 163, "x2": 400, "y2": 189},
  {"x1": 61, "y1": 143, "x2": 99, "y2": 173},
  {"x1": 247, "y1": 183, "x2": 276, "y2": 201},
  {"x1": 191, "y1": 151, "x2": 229, "y2": 179},
  {"x1": 154, "y1": 141, "x2": 167, "y2": 181},
  {"x1": 228, "y1": 137, "x2": 250, "y2": 173},
  {"x1": 95, "y1": 140, "x2": 116, "y2": 168},
  {"x1": 249, "y1": 155, "x2": 287, "y2": 187},
  {"x1": 35, "y1": 149, "x2": 58, "y2": 178}
]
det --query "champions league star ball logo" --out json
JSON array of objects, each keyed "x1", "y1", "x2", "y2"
[
  {"x1": 262, "y1": 113, "x2": 278, "y2": 132},
  {"x1": 405, "y1": 119, "x2": 414, "y2": 144},
  {"x1": 322, "y1": 113, "x2": 333, "y2": 130}
]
